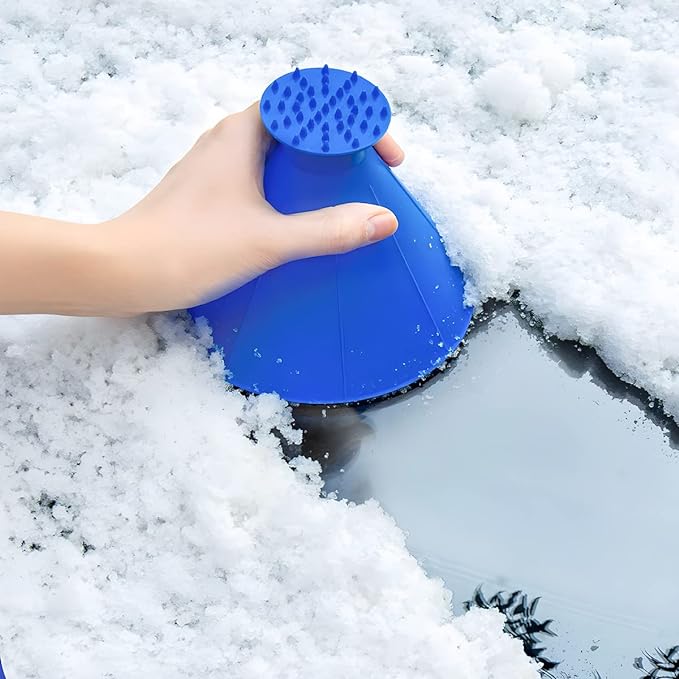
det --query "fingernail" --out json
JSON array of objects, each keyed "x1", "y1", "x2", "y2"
[
  {"x1": 391, "y1": 150, "x2": 405, "y2": 166},
  {"x1": 366, "y1": 211, "x2": 397, "y2": 242}
]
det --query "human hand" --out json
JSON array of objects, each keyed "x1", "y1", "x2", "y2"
[{"x1": 106, "y1": 102, "x2": 403, "y2": 314}]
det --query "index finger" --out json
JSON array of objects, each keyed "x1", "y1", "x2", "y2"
[{"x1": 374, "y1": 133, "x2": 405, "y2": 167}]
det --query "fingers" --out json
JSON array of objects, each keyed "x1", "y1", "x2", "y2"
[
  {"x1": 207, "y1": 102, "x2": 272, "y2": 198},
  {"x1": 235, "y1": 101, "x2": 272, "y2": 161},
  {"x1": 269, "y1": 203, "x2": 398, "y2": 263},
  {"x1": 205, "y1": 103, "x2": 404, "y2": 204},
  {"x1": 223, "y1": 103, "x2": 404, "y2": 171},
  {"x1": 374, "y1": 133, "x2": 405, "y2": 167}
]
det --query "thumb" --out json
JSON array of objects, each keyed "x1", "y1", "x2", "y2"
[{"x1": 276, "y1": 203, "x2": 398, "y2": 261}]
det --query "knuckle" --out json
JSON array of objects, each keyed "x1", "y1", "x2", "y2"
[
  {"x1": 213, "y1": 115, "x2": 235, "y2": 137},
  {"x1": 253, "y1": 213, "x2": 286, "y2": 267},
  {"x1": 324, "y1": 208, "x2": 355, "y2": 253},
  {"x1": 258, "y1": 236, "x2": 283, "y2": 269}
]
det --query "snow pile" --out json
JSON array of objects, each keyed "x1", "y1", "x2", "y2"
[
  {"x1": 477, "y1": 62, "x2": 552, "y2": 122},
  {"x1": 0, "y1": 315, "x2": 535, "y2": 678},
  {"x1": 383, "y1": 1, "x2": 679, "y2": 420},
  {"x1": 0, "y1": 0, "x2": 677, "y2": 675}
]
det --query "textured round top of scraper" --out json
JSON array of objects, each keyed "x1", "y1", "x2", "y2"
[{"x1": 260, "y1": 65, "x2": 392, "y2": 156}]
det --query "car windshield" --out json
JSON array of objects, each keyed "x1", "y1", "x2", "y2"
[{"x1": 293, "y1": 303, "x2": 679, "y2": 679}]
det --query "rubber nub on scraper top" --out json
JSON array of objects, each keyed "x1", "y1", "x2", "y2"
[
  {"x1": 189, "y1": 65, "x2": 473, "y2": 406},
  {"x1": 260, "y1": 66, "x2": 391, "y2": 156}
]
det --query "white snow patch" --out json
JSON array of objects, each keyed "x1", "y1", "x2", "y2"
[
  {"x1": 477, "y1": 62, "x2": 552, "y2": 121},
  {"x1": 0, "y1": 315, "x2": 536, "y2": 678}
]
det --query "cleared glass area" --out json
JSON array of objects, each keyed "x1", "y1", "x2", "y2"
[{"x1": 292, "y1": 304, "x2": 679, "y2": 679}]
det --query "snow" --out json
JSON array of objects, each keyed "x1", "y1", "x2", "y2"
[
  {"x1": 477, "y1": 62, "x2": 552, "y2": 122},
  {"x1": 0, "y1": 0, "x2": 678, "y2": 676},
  {"x1": 0, "y1": 315, "x2": 535, "y2": 678}
]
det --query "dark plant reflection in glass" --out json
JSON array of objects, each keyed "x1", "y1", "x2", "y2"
[
  {"x1": 637, "y1": 647, "x2": 679, "y2": 679},
  {"x1": 464, "y1": 587, "x2": 559, "y2": 676},
  {"x1": 466, "y1": 587, "x2": 679, "y2": 679}
]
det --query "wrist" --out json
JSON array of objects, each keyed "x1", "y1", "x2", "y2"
[
  {"x1": 48, "y1": 220, "x2": 143, "y2": 317},
  {"x1": 99, "y1": 213, "x2": 195, "y2": 315},
  {"x1": 91, "y1": 216, "x2": 155, "y2": 316},
  {"x1": 77, "y1": 220, "x2": 144, "y2": 316}
]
